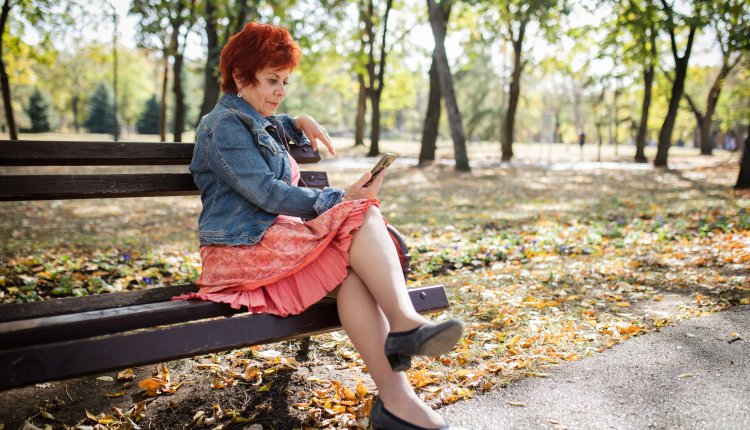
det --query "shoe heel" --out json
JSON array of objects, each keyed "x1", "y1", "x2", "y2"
[{"x1": 387, "y1": 352, "x2": 411, "y2": 371}]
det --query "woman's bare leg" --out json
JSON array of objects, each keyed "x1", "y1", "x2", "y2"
[
  {"x1": 337, "y1": 271, "x2": 444, "y2": 428},
  {"x1": 348, "y1": 205, "x2": 429, "y2": 332}
]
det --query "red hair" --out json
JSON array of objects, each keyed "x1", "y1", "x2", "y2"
[{"x1": 219, "y1": 22, "x2": 301, "y2": 94}]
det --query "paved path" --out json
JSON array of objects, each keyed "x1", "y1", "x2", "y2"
[{"x1": 442, "y1": 305, "x2": 750, "y2": 430}]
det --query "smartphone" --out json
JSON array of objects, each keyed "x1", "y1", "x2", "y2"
[{"x1": 364, "y1": 153, "x2": 398, "y2": 186}]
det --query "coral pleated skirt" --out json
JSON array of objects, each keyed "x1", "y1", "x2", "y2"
[{"x1": 173, "y1": 198, "x2": 380, "y2": 317}]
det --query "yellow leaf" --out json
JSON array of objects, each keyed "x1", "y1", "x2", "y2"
[
  {"x1": 525, "y1": 372, "x2": 550, "y2": 378},
  {"x1": 211, "y1": 378, "x2": 228, "y2": 389},
  {"x1": 98, "y1": 415, "x2": 118, "y2": 425},
  {"x1": 37, "y1": 408, "x2": 54, "y2": 420},
  {"x1": 356, "y1": 380, "x2": 368, "y2": 399},
  {"x1": 343, "y1": 385, "x2": 356, "y2": 400},
  {"x1": 614, "y1": 302, "x2": 631, "y2": 307},
  {"x1": 506, "y1": 334, "x2": 521, "y2": 348},
  {"x1": 243, "y1": 365, "x2": 260, "y2": 381},
  {"x1": 507, "y1": 401, "x2": 526, "y2": 407},
  {"x1": 258, "y1": 381, "x2": 273, "y2": 392},
  {"x1": 117, "y1": 369, "x2": 135, "y2": 381},
  {"x1": 106, "y1": 391, "x2": 126, "y2": 398},
  {"x1": 361, "y1": 398, "x2": 373, "y2": 416}
]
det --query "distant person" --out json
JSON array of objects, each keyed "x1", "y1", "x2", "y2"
[
  {"x1": 578, "y1": 132, "x2": 586, "y2": 159},
  {"x1": 172, "y1": 22, "x2": 462, "y2": 430}
]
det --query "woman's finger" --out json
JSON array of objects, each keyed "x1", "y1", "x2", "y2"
[
  {"x1": 356, "y1": 171, "x2": 373, "y2": 187},
  {"x1": 321, "y1": 137, "x2": 336, "y2": 156}
]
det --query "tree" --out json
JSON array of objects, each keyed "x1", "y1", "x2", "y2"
[
  {"x1": 84, "y1": 82, "x2": 120, "y2": 134},
  {"x1": 362, "y1": 0, "x2": 395, "y2": 156},
  {"x1": 25, "y1": 87, "x2": 53, "y2": 132},
  {"x1": 131, "y1": 0, "x2": 197, "y2": 142},
  {"x1": 196, "y1": 0, "x2": 264, "y2": 121},
  {"x1": 426, "y1": 0, "x2": 469, "y2": 171},
  {"x1": 682, "y1": 0, "x2": 744, "y2": 156},
  {"x1": 482, "y1": 0, "x2": 569, "y2": 161},
  {"x1": 1, "y1": 0, "x2": 79, "y2": 139},
  {"x1": 653, "y1": 0, "x2": 704, "y2": 167},
  {"x1": 137, "y1": 95, "x2": 160, "y2": 134},
  {"x1": 738, "y1": 131, "x2": 750, "y2": 188},
  {"x1": 723, "y1": 0, "x2": 750, "y2": 188},
  {"x1": 606, "y1": 0, "x2": 660, "y2": 163}
]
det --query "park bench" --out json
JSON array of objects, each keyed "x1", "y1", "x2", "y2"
[{"x1": 0, "y1": 140, "x2": 449, "y2": 391}]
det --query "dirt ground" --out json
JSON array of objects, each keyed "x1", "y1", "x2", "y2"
[{"x1": 0, "y1": 339, "x2": 377, "y2": 429}]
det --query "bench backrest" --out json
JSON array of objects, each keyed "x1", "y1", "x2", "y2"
[{"x1": 0, "y1": 140, "x2": 328, "y2": 201}]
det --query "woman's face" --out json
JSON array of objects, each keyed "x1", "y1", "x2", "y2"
[{"x1": 237, "y1": 67, "x2": 290, "y2": 117}]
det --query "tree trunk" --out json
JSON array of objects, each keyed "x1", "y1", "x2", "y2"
[
  {"x1": 198, "y1": 0, "x2": 220, "y2": 121},
  {"x1": 736, "y1": 128, "x2": 750, "y2": 189},
  {"x1": 72, "y1": 94, "x2": 80, "y2": 133},
  {"x1": 700, "y1": 58, "x2": 736, "y2": 155},
  {"x1": 0, "y1": 0, "x2": 17, "y2": 140},
  {"x1": 364, "y1": 0, "x2": 393, "y2": 157},
  {"x1": 635, "y1": 63, "x2": 654, "y2": 163},
  {"x1": 173, "y1": 50, "x2": 185, "y2": 142},
  {"x1": 654, "y1": 25, "x2": 696, "y2": 167},
  {"x1": 501, "y1": 21, "x2": 526, "y2": 162},
  {"x1": 427, "y1": 0, "x2": 469, "y2": 171},
  {"x1": 159, "y1": 50, "x2": 168, "y2": 142},
  {"x1": 368, "y1": 91, "x2": 381, "y2": 156},
  {"x1": 355, "y1": 73, "x2": 366, "y2": 146},
  {"x1": 419, "y1": 56, "x2": 441, "y2": 166}
]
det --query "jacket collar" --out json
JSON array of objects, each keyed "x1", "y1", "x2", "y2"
[{"x1": 219, "y1": 93, "x2": 273, "y2": 129}]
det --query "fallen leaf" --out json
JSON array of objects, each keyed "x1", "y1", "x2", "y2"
[
  {"x1": 507, "y1": 401, "x2": 526, "y2": 407},
  {"x1": 117, "y1": 369, "x2": 135, "y2": 381},
  {"x1": 258, "y1": 381, "x2": 273, "y2": 392}
]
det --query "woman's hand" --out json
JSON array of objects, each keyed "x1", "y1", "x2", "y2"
[
  {"x1": 342, "y1": 168, "x2": 387, "y2": 202},
  {"x1": 294, "y1": 115, "x2": 335, "y2": 155}
]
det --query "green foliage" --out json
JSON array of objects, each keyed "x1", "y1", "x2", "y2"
[
  {"x1": 137, "y1": 95, "x2": 161, "y2": 134},
  {"x1": 84, "y1": 82, "x2": 121, "y2": 134},
  {"x1": 24, "y1": 87, "x2": 55, "y2": 132}
]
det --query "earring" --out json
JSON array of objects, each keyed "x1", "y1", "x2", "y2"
[{"x1": 237, "y1": 92, "x2": 242, "y2": 98}]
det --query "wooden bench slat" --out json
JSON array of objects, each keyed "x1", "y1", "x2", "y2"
[
  {"x1": 0, "y1": 171, "x2": 329, "y2": 201},
  {"x1": 0, "y1": 173, "x2": 198, "y2": 200},
  {"x1": 0, "y1": 300, "x2": 246, "y2": 348},
  {"x1": 0, "y1": 141, "x2": 321, "y2": 166},
  {"x1": 0, "y1": 286, "x2": 448, "y2": 390},
  {"x1": 0, "y1": 285, "x2": 199, "y2": 323}
]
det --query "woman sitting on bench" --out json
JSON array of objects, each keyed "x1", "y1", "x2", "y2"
[{"x1": 174, "y1": 22, "x2": 462, "y2": 430}]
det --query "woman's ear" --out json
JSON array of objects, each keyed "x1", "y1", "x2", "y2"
[{"x1": 232, "y1": 71, "x2": 243, "y2": 90}]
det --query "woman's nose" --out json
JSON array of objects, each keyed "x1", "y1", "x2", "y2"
[{"x1": 276, "y1": 84, "x2": 286, "y2": 96}]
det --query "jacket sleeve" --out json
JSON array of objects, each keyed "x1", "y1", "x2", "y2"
[
  {"x1": 277, "y1": 114, "x2": 311, "y2": 147},
  {"x1": 207, "y1": 114, "x2": 343, "y2": 217}
]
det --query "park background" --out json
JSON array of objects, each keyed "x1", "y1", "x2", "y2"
[{"x1": 1, "y1": 0, "x2": 749, "y2": 429}]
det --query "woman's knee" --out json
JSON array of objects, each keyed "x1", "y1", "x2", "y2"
[{"x1": 362, "y1": 205, "x2": 384, "y2": 228}]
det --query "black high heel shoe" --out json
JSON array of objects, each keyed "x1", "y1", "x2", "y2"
[
  {"x1": 384, "y1": 320, "x2": 463, "y2": 371},
  {"x1": 370, "y1": 397, "x2": 449, "y2": 430}
]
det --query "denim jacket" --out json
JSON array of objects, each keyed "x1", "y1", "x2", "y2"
[{"x1": 190, "y1": 94, "x2": 345, "y2": 246}]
